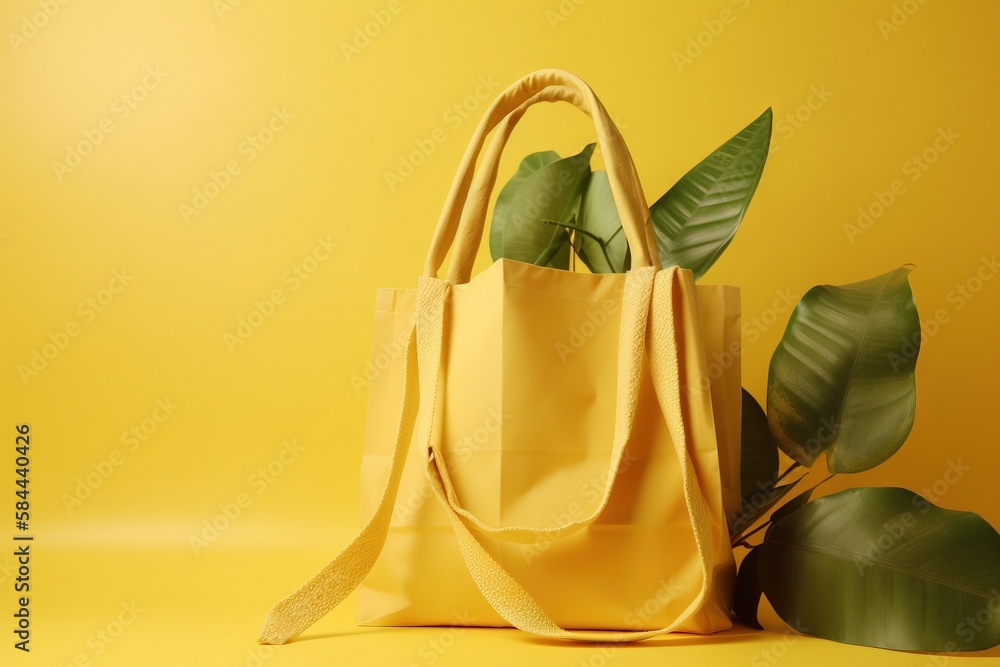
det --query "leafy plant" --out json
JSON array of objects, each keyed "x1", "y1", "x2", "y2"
[
  {"x1": 489, "y1": 110, "x2": 1000, "y2": 653},
  {"x1": 490, "y1": 109, "x2": 772, "y2": 277}
]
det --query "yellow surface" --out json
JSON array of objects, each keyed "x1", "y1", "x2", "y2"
[{"x1": 1, "y1": 0, "x2": 998, "y2": 664}]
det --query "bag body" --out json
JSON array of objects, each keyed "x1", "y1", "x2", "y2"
[
  {"x1": 259, "y1": 68, "x2": 742, "y2": 644},
  {"x1": 358, "y1": 264, "x2": 741, "y2": 632}
]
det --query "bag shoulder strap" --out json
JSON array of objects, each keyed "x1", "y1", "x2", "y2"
[{"x1": 256, "y1": 324, "x2": 420, "y2": 645}]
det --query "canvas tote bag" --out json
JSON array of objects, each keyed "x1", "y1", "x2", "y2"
[{"x1": 259, "y1": 68, "x2": 742, "y2": 644}]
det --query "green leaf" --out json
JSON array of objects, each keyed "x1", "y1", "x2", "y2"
[
  {"x1": 766, "y1": 266, "x2": 920, "y2": 473},
  {"x1": 733, "y1": 545, "x2": 764, "y2": 630},
  {"x1": 489, "y1": 150, "x2": 560, "y2": 261},
  {"x1": 574, "y1": 171, "x2": 628, "y2": 273},
  {"x1": 490, "y1": 144, "x2": 595, "y2": 269},
  {"x1": 759, "y1": 487, "x2": 1000, "y2": 652},
  {"x1": 740, "y1": 388, "x2": 779, "y2": 500},
  {"x1": 650, "y1": 108, "x2": 771, "y2": 280}
]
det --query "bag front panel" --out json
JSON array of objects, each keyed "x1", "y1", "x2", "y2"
[{"x1": 358, "y1": 263, "x2": 736, "y2": 632}]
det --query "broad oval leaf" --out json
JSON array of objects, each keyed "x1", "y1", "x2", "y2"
[
  {"x1": 490, "y1": 144, "x2": 595, "y2": 269},
  {"x1": 767, "y1": 266, "x2": 920, "y2": 473},
  {"x1": 489, "y1": 150, "x2": 560, "y2": 260},
  {"x1": 650, "y1": 108, "x2": 771, "y2": 279},
  {"x1": 759, "y1": 487, "x2": 1000, "y2": 652},
  {"x1": 573, "y1": 170, "x2": 628, "y2": 273},
  {"x1": 740, "y1": 388, "x2": 779, "y2": 500},
  {"x1": 733, "y1": 545, "x2": 764, "y2": 630}
]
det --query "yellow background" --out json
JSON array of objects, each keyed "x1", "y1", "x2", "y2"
[{"x1": 2, "y1": 0, "x2": 998, "y2": 664}]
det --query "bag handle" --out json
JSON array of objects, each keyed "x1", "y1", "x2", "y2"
[
  {"x1": 420, "y1": 84, "x2": 581, "y2": 285},
  {"x1": 422, "y1": 69, "x2": 662, "y2": 284},
  {"x1": 257, "y1": 267, "x2": 716, "y2": 644}
]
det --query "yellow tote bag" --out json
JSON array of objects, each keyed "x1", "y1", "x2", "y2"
[{"x1": 259, "y1": 69, "x2": 741, "y2": 644}]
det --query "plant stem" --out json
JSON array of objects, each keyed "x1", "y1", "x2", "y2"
[
  {"x1": 774, "y1": 461, "x2": 801, "y2": 485},
  {"x1": 735, "y1": 520, "x2": 771, "y2": 546},
  {"x1": 543, "y1": 218, "x2": 615, "y2": 270},
  {"x1": 732, "y1": 517, "x2": 773, "y2": 548}
]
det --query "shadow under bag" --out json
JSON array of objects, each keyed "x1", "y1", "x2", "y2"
[{"x1": 259, "y1": 68, "x2": 742, "y2": 644}]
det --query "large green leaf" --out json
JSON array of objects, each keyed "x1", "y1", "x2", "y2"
[
  {"x1": 650, "y1": 108, "x2": 771, "y2": 279},
  {"x1": 759, "y1": 487, "x2": 1000, "y2": 652},
  {"x1": 489, "y1": 144, "x2": 595, "y2": 269},
  {"x1": 489, "y1": 150, "x2": 560, "y2": 260},
  {"x1": 766, "y1": 266, "x2": 920, "y2": 473},
  {"x1": 572, "y1": 170, "x2": 628, "y2": 273},
  {"x1": 740, "y1": 388, "x2": 779, "y2": 499}
]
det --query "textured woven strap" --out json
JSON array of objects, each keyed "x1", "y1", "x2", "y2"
[
  {"x1": 257, "y1": 325, "x2": 420, "y2": 645},
  {"x1": 420, "y1": 266, "x2": 716, "y2": 640},
  {"x1": 420, "y1": 85, "x2": 582, "y2": 286}
]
